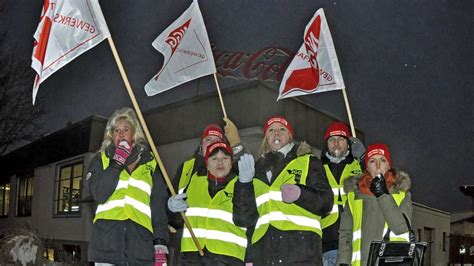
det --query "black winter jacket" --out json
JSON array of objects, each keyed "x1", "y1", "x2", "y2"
[
  {"x1": 233, "y1": 142, "x2": 333, "y2": 265},
  {"x1": 320, "y1": 150, "x2": 360, "y2": 252},
  {"x1": 86, "y1": 144, "x2": 169, "y2": 265}
]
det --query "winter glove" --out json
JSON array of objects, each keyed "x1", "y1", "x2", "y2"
[
  {"x1": 370, "y1": 174, "x2": 390, "y2": 198},
  {"x1": 112, "y1": 140, "x2": 132, "y2": 166},
  {"x1": 223, "y1": 117, "x2": 241, "y2": 147},
  {"x1": 123, "y1": 143, "x2": 146, "y2": 166},
  {"x1": 350, "y1": 136, "x2": 366, "y2": 161},
  {"x1": 154, "y1": 245, "x2": 168, "y2": 266},
  {"x1": 281, "y1": 184, "x2": 301, "y2": 203},
  {"x1": 167, "y1": 193, "x2": 188, "y2": 213},
  {"x1": 238, "y1": 153, "x2": 255, "y2": 183}
]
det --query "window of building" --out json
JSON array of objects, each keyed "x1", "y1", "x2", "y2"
[
  {"x1": 55, "y1": 162, "x2": 83, "y2": 215},
  {"x1": 61, "y1": 244, "x2": 81, "y2": 263},
  {"x1": 0, "y1": 183, "x2": 10, "y2": 217},
  {"x1": 17, "y1": 176, "x2": 33, "y2": 216},
  {"x1": 442, "y1": 231, "x2": 447, "y2": 252}
]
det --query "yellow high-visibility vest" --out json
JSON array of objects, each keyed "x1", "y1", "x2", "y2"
[
  {"x1": 94, "y1": 151, "x2": 156, "y2": 233},
  {"x1": 347, "y1": 191, "x2": 409, "y2": 266},
  {"x1": 321, "y1": 160, "x2": 361, "y2": 228},
  {"x1": 181, "y1": 175, "x2": 247, "y2": 261},
  {"x1": 178, "y1": 158, "x2": 196, "y2": 194},
  {"x1": 252, "y1": 155, "x2": 323, "y2": 244}
]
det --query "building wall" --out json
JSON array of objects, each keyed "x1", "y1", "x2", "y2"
[
  {"x1": 34, "y1": 155, "x2": 90, "y2": 242},
  {"x1": 412, "y1": 202, "x2": 451, "y2": 266},
  {"x1": 0, "y1": 153, "x2": 95, "y2": 264},
  {"x1": 451, "y1": 221, "x2": 474, "y2": 237},
  {"x1": 146, "y1": 83, "x2": 364, "y2": 150}
]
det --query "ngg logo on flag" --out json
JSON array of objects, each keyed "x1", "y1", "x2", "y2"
[
  {"x1": 145, "y1": 0, "x2": 216, "y2": 97},
  {"x1": 277, "y1": 8, "x2": 345, "y2": 101}
]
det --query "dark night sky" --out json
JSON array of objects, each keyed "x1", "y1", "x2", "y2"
[{"x1": 2, "y1": 1, "x2": 473, "y2": 212}]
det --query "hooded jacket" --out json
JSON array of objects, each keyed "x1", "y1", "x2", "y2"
[
  {"x1": 337, "y1": 169, "x2": 412, "y2": 266},
  {"x1": 233, "y1": 141, "x2": 333, "y2": 265}
]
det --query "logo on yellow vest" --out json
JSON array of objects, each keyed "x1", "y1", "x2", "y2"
[{"x1": 286, "y1": 169, "x2": 302, "y2": 183}]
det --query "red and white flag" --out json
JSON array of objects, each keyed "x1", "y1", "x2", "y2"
[
  {"x1": 31, "y1": 0, "x2": 110, "y2": 104},
  {"x1": 277, "y1": 8, "x2": 345, "y2": 101},
  {"x1": 145, "y1": 0, "x2": 216, "y2": 96}
]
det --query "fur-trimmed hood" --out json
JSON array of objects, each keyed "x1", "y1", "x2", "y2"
[
  {"x1": 343, "y1": 168, "x2": 411, "y2": 193},
  {"x1": 255, "y1": 141, "x2": 314, "y2": 183},
  {"x1": 296, "y1": 141, "x2": 313, "y2": 157}
]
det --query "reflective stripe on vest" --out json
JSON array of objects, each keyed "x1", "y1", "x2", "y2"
[
  {"x1": 321, "y1": 160, "x2": 361, "y2": 229},
  {"x1": 94, "y1": 151, "x2": 156, "y2": 233},
  {"x1": 252, "y1": 155, "x2": 322, "y2": 244},
  {"x1": 347, "y1": 191, "x2": 408, "y2": 266},
  {"x1": 181, "y1": 175, "x2": 247, "y2": 261},
  {"x1": 178, "y1": 158, "x2": 195, "y2": 194},
  {"x1": 347, "y1": 192, "x2": 363, "y2": 266},
  {"x1": 382, "y1": 193, "x2": 410, "y2": 242}
]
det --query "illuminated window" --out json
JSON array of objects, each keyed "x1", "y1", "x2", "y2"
[
  {"x1": 55, "y1": 162, "x2": 83, "y2": 214},
  {"x1": 43, "y1": 248, "x2": 54, "y2": 261},
  {"x1": 17, "y1": 176, "x2": 33, "y2": 216},
  {"x1": 0, "y1": 183, "x2": 10, "y2": 217}
]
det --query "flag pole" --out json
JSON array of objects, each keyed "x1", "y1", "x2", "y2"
[
  {"x1": 341, "y1": 88, "x2": 357, "y2": 138},
  {"x1": 106, "y1": 37, "x2": 204, "y2": 256},
  {"x1": 213, "y1": 73, "x2": 228, "y2": 118}
]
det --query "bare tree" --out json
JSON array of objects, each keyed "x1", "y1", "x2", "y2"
[{"x1": 0, "y1": 2, "x2": 45, "y2": 155}]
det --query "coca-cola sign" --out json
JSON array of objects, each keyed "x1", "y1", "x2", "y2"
[{"x1": 212, "y1": 43, "x2": 294, "y2": 83}]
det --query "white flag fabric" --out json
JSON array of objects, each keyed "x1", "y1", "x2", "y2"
[
  {"x1": 277, "y1": 8, "x2": 345, "y2": 101},
  {"x1": 31, "y1": 0, "x2": 110, "y2": 104},
  {"x1": 145, "y1": 0, "x2": 216, "y2": 97}
]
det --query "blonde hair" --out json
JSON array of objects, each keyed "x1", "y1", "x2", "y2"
[{"x1": 100, "y1": 107, "x2": 147, "y2": 152}]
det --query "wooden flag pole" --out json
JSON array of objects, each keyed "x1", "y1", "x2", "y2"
[
  {"x1": 107, "y1": 37, "x2": 204, "y2": 256},
  {"x1": 341, "y1": 88, "x2": 357, "y2": 138},
  {"x1": 213, "y1": 73, "x2": 228, "y2": 118}
]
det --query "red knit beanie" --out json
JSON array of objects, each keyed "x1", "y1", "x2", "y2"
[
  {"x1": 263, "y1": 116, "x2": 294, "y2": 137},
  {"x1": 365, "y1": 143, "x2": 392, "y2": 167},
  {"x1": 205, "y1": 141, "x2": 233, "y2": 165},
  {"x1": 201, "y1": 124, "x2": 224, "y2": 141},
  {"x1": 324, "y1": 121, "x2": 351, "y2": 141}
]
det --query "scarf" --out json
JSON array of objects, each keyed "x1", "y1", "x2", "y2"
[
  {"x1": 325, "y1": 150, "x2": 350, "y2": 164},
  {"x1": 207, "y1": 172, "x2": 227, "y2": 184},
  {"x1": 358, "y1": 170, "x2": 396, "y2": 195}
]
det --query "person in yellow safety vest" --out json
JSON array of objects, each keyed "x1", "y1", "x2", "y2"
[
  {"x1": 337, "y1": 143, "x2": 413, "y2": 266},
  {"x1": 86, "y1": 107, "x2": 169, "y2": 265},
  {"x1": 167, "y1": 141, "x2": 255, "y2": 265},
  {"x1": 320, "y1": 121, "x2": 363, "y2": 266},
  {"x1": 233, "y1": 115, "x2": 333, "y2": 265},
  {"x1": 170, "y1": 118, "x2": 242, "y2": 199}
]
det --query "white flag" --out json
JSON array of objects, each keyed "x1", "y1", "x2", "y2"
[
  {"x1": 31, "y1": 0, "x2": 110, "y2": 104},
  {"x1": 277, "y1": 8, "x2": 345, "y2": 101},
  {"x1": 145, "y1": 0, "x2": 216, "y2": 96}
]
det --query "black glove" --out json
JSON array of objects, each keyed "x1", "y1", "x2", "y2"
[{"x1": 370, "y1": 174, "x2": 389, "y2": 198}]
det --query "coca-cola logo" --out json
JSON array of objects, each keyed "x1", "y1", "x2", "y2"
[{"x1": 211, "y1": 43, "x2": 294, "y2": 83}]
